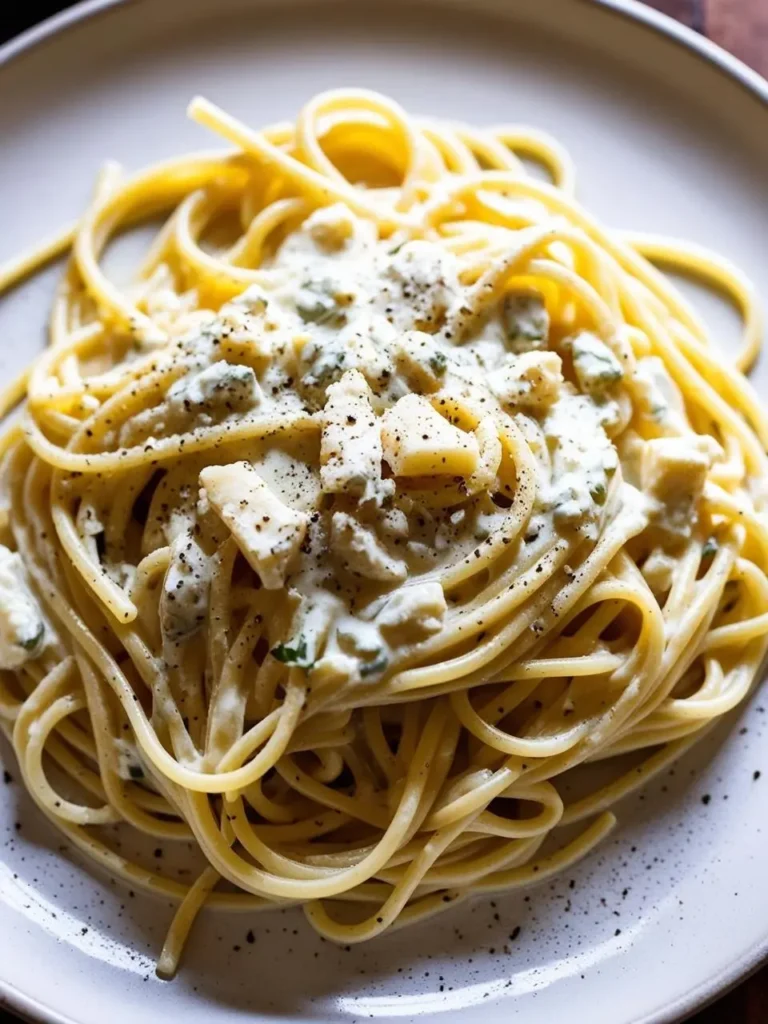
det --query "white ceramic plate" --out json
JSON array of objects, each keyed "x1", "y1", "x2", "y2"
[{"x1": 1, "y1": 1, "x2": 767, "y2": 1022}]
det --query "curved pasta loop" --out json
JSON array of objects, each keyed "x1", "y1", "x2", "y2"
[{"x1": 0, "y1": 87, "x2": 765, "y2": 981}]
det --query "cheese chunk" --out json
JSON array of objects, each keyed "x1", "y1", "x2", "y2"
[
  {"x1": 306, "y1": 204, "x2": 355, "y2": 252},
  {"x1": 299, "y1": 312, "x2": 394, "y2": 394},
  {"x1": 570, "y1": 333, "x2": 623, "y2": 396},
  {"x1": 466, "y1": 414, "x2": 503, "y2": 494},
  {"x1": 640, "y1": 436, "x2": 713, "y2": 538},
  {"x1": 632, "y1": 355, "x2": 688, "y2": 435},
  {"x1": 491, "y1": 352, "x2": 563, "y2": 413},
  {"x1": 320, "y1": 370, "x2": 393, "y2": 503},
  {"x1": 376, "y1": 581, "x2": 446, "y2": 643},
  {"x1": 501, "y1": 290, "x2": 549, "y2": 353},
  {"x1": 393, "y1": 331, "x2": 447, "y2": 394},
  {"x1": 200, "y1": 462, "x2": 309, "y2": 589},
  {"x1": 160, "y1": 532, "x2": 211, "y2": 642},
  {"x1": 310, "y1": 651, "x2": 358, "y2": 687},
  {"x1": 383, "y1": 241, "x2": 460, "y2": 331},
  {"x1": 331, "y1": 512, "x2": 407, "y2": 583},
  {"x1": 542, "y1": 394, "x2": 618, "y2": 536},
  {"x1": 380, "y1": 395, "x2": 480, "y2": 477},
  {"x1": 0, "y1": 545, "x2": 46, "y2": 669},
  {"x1": 121, "y1": 360, "x2": 261, "y2": 447},
  {"x1": 641, "y1": 548, "x2": 677, "y2": 597},
  {"x1": 166, "y1": 361, "x2": 261, "y2": 415}
]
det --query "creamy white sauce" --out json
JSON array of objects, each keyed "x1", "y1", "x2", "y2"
[
  {"x1": 160, "y1": 532, "x2": 212, "y2": 642},
  {"x1": 130, "y1": 204, "x2": 717, "y2": 683},
  {"x1": 0, "y1": 545, "x2": 47, "y2": 669},
  {"x1": 541, "y1": 393, "x2": 619, "y2": 539}
]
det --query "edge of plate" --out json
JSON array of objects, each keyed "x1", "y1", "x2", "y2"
[
  {"x1": 593, "y1": 0, "x2": 768, "y2": 110},
  {"x1": 0, "y1": 1, "x2": 767, "y2": 1023}
]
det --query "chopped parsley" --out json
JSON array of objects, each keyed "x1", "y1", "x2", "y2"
[
  {"x1": 501, "y1": 292, "x2": 548, "y2": 352},
  {"x1": 650, "y1": 402, "x2": 668, "y2": 423},
  {"x1": 19, "y1": 622, "x2": 44, "y2": 653},
  {"x1": 702, "y1": 537, "x2": 719, "y2": 559},
  {"x1": 296, "y1": 281, "x2": 347, "y2": 327},
  {"x1": 589, "y1": 481, "x2": 607, "y2": 506},
  {"x1": 571, "y1": 334, "x2": 623, "y2": 394},
  {"x1": 271, "y1": 635, "x2": 313, "y2": 668},
  {"x1": 428, "y1": 350, "x2": 448, "y2": 375},
  {"x1": 360, "y1": 651, "x2": 389, "y2": 678}
]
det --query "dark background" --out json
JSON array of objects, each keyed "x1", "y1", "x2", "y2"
[
  {"x1": 1, "y1": 1, "x2": 767, "y2": 1021},
  {"x1": 2, "y1": 3, "x2": 77, "y2": 42}
]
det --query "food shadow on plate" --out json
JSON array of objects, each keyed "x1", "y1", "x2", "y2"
[
  {"x1": 3, "y1": 685, "x2": 760, "y2": 1018},
  {"x1": 161, "y1": 693, "x2": 768, "y2": 1015}
]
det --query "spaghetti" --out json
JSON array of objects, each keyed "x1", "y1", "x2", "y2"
[{"x1": 0, "y1": 89, "x2": 765, "y2": 978}]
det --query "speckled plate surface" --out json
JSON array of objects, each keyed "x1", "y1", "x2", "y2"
[{"x1": 1, "y1": 1, "x2": 767, "y2": 1022}]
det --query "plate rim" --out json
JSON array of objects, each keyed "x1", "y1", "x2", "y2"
[{"x1": 0, "y1": 1, "x2": 767, "y2": 1022}]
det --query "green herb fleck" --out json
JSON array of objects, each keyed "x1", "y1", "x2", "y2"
[
  {"x1": 501, "y1": 292, "x2": 548, "y2": 351},
  {"x1": 702, "y1": 537, "x2": 718, "y2": 559},
  {"x1": 298, "y1": 301, "x2": 342, "y2": 327},
  {"x1": 589, "y1": 481, "x2": 607, "y2": 506},
  {"x1": 19, "y1": 622, "x2": 44, "y2": 653},
  {"x1": 571, "y1": 334, "x2": 624, "y2": 394},
  {"x1": 428, "y1": 350, "x2": 448, "y2": 375},
  {"x1": 296, "y1": 282, "x2": 346, "y2": 327},
  {"x1": 360, "y1": 651, "x2": 389, "y2": 678},
  {"x1": 306, "y1": 349, "x2": 347, "y2": 389},
  {"x1": 271, "y1": 635, "x2": 312, "y2": 668}
]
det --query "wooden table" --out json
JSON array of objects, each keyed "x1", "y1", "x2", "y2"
[
  {"x1": 0, "y1": 1, "x2": 766, "y2": 1022},
  {"x1": 646, "y1": 0, "x2": 768, "y2": 77}
]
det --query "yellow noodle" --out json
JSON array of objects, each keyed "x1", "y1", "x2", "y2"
[{"x1": 0, "y1": 89, "x2": 764, "y2": 983}]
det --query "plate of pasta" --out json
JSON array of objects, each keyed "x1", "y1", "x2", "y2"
[{"x1": 1, "y1": 1, "x2": 767, "y2": 1023}]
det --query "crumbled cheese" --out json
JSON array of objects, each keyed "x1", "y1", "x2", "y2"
[
  {"x1": 160, "y1": 532, "x2": 211, "y2": 642},
  {"x1": 570, "y1": 332, "x2": 623, "y2": 395},
  {"x1": 276, "y1": 204, "x2": 377, "y2": 267},
  {"x1": 306, "y1": 204, "x2": 356, "y2": 252},
  {"x1": 642, "y1": 548, "x2": 677, "y2": 597},
  {"x1": 501, "y1": 291, "x2": 549, "y2": 352},
  {"x1": 294, "y1": 277, "x2": 351, "y2": 327},
  {"x1": 381, "y1": 241, "x2": 460, "y2": 331},
  {"x1": 279, "y1": 591, "x2": 344, "y2": 667},
  {"x1": 640, "y1": 436, "x2": 715, "y2": 538},
  {"x1": 200, "y1": 462, "x2": 309, "y2": 589},
  {"x1": 166, "y1": 360, "x2": 261, "y2": 415},
  {"x1": 0, "y1": 545, "x2": 46, "y2": 670},
  {"x1": 632, "y1": 355, "x2": 688, "y2": 433},
  {"x1": 491, "y1": 352, "x2": 563, "y2": 412},
  {"x1": 467, "y1": 415, "x2": 503, "y2": 493},
  {"x1": 375, "y1": 581, "x2": 447, "y2": 643},
  {"x1": 379, "y1": 507, "x2": 409, "y2": 538},
  {"x1": 320, "y1": 370, "x2": 393, "y2": 504},
  {"x1": 336, "y1": 616, "x2": 384, "y2": 655},
  {"x1": 299, "y1": 312, "x2": 395, "y2": 394},
  {"x1": 542, "y1": 394, "x2": 618, "y2": 535},
  {"x1": 394, "y1": 330, "x2": 448, "y2": 393},
  {"x1": 331, "y1": 512, "x2": 407, "y2": 583},
  {"x1": 121, "y1": 359, "x2": 261, "y2": 446},
  {"x1": 310, "y1": 651, "x2": 359, "y2": 686},
  {"x1": 123, "y1": 203, "x2": 729, "y2": 687}
]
